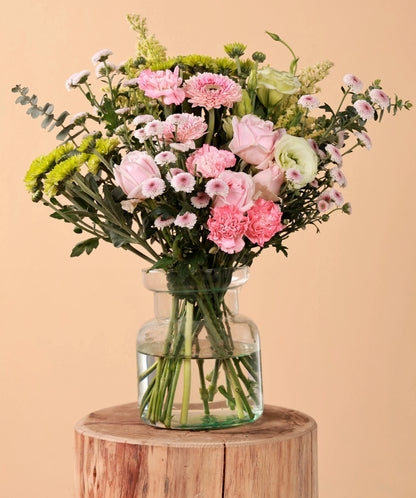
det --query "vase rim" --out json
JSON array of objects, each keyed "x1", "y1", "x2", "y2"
[{"x1": 142, "y1": 266, "x2": 250, "y2": 293}]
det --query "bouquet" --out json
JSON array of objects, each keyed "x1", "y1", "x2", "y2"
[{"x1": 12, "y1": 15, "x2": 411, "y2": 429}]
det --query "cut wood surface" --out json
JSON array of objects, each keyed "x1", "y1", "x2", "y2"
[{"x1": 74, "y1": 403, "x2": 318, "y2": 498}]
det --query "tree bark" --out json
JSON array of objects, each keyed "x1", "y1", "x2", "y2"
[{"x1": 74, "y1": 403, "x2": 317, "y2": 498}]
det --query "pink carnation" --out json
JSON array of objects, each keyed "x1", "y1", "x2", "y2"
[
  {"x1": 245, "y1": 198, "x2": 284, "y2": 247},
  {"x1": 183, "y1": 72, "x2": 242, "y2": 110},
  {"x1": 137, "y1": 66, "x2": 186, "y2": 105},
  {"x1": 186, "y1": 144, "x2": 236, "y2": 178},
  {"x1": 354, "y1": 100, "x2": 375, "y2": 120},
  {"x1": 163, "y1": 113, "x2": 208, "y2": 147},
  {"x1": 369, "y1": 88, "x2": 390, "y2": 109},
  {"x1": 207, "y1": 205, "x2": 248, "y2": 254},
  {"x1": 343, "y1": 74, "x2": 363, "y2": 94}
]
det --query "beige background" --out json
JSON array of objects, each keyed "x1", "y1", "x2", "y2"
[{"x1": 1, "y1": 0, "x2": 415, "y2": 497}]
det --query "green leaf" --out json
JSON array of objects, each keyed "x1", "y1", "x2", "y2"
[
  {"x1": 107, "y1": 228, "x2": 130, "y2": 248},
  {"x1": 70, "y1": 237, "x2": 99, "y2": 257},
  {"x1": 56, "y1": 124, "x2": 75, "y2": 141},
  {"x1": 42, "y1": 103, "x2": 54, "y2": 115},
  {"x1": 41, "y1": 114, "x2": 54, "y2": 129},
  {"x1": 55, "y1": 111, "x2": 69, "y2": 127},
  {"x1": 150, "y1": 256, "x2": 176, "y2": 270}
]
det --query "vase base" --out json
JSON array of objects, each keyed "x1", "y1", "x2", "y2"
[{"x1": 140, "y1": 402, "x2": 263, "y2": 430}]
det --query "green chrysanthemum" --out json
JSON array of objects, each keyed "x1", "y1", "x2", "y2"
[
  {"x1": 24, "y1": 142, "x2": 74, "y2": 193},
  {"x1": 87, "y1": 137, "x2": 119, "y2": 174},
  {"x1": 44, "y1": 153, "x2": 88, "y2": 198}
]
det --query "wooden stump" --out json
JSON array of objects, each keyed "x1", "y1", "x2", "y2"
[{"x1": 74, "y1": 403, "x2": 318, "y2": 498}]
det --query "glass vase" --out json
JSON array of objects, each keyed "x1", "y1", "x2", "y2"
[{"x1": 136, "y1": 266, "x2": 263, "y2": 430}]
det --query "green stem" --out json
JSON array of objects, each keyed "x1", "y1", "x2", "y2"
[
  {"x1": 197, "y1": 359, "x2": 210, "y2": 415},
  {"x1": 205, "y1": 109, "x2": 215, "y2": 145},
  {"x1": 180, "y1": 301, "x2": 193, "y2": 425}
]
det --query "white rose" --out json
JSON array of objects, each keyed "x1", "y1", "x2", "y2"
[{"x1": 274, "y1": 134, "x2": 318, "y2": 189}]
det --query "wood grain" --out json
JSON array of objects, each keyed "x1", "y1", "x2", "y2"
[{"x1": 74, "y1": 403, "x2": 318, "y2": 497}]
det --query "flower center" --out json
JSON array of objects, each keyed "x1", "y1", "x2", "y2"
[{"x1": 204, "y1": 84, "x2": 221, "y2": 92}]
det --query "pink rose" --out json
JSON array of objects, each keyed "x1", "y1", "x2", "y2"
[
  {"x1": 253, "y1": 165, "x2": 285, "y2": 201},
  {"x1": 246, "y1": 198, "x2": 285, "y2": 247},
  {"x1": 137, "y1": 66, "x2": 186, "y2": 106},
  {"x1": 114, "y1": 151, "x2": 161, "y2": 203},
  {"x1": 228, "y1": 115, "x2": 285, "y2": 168},
  {"x1": 186, "y1": 144, "x2": 236, "y2": 178},
  {"x1": 207, "y1": 205, "x2": 248, "y2": 254},
  {"x1": 214, "y1": 170, "x2": 255, "y2": 212}
]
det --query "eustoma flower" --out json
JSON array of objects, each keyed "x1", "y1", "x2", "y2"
[
  {"x1": 114, "y1": 151, "x2": 161, "y2": 204},
  {"x1": 229, "y1": 115, "x2": 285, "y2": 169}
]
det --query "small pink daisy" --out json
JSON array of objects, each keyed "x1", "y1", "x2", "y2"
[
  {"x1": 342, "y1": 202, "x2": 352, "y2": 215},
  {"x1": 343, "y1": 74, "x2": 363, "y2": 94},
  {"x1": 354, "y1": 131, "x2": 372, "y2": 150},
  {"x1": 154, "y1": 215, "x2": 175, "y2": 229},
  {"x1": 115, "y1": 107, "x2": 131, "y2": 115},
  {"x1": 170, "y1": 143, "x2": 192, "y2": 152},
  {"x1": 122, "y1": 78, "x2": 139, "y2": 88},
  {"x1": 91, "y1": 49, "x2": 113, "y2": 65},
  {"x1": 66, "y1": 70, "x2": 90, "y2": 91},
  {"x1": 337, "y1": 130, "x2": 345, "y2": 149},
  {"x1": 155, "y1": 151, "x2": 177, "y2": 165},
  {"x1": 133, "y1": 114, "x2": 155, "y2": 125},
  {"x1": 170, "y1": 172, "x2": 196, "y2": 193},
  {"x1": 205, "y1": 178, "x2": 230, "y2": 198},
  {"x1": 141, "y1": 178, "x2": 166, "y2": 199},
  {"x1": 325, "y1": 144, "x2": 343, "y2": 166},
  {"x1": 166, "y1": 113, "x2": 190, "y2": 125},
  {"x1": 166, "y1": 168, "x2": 184, "y2": 181},
  {"x1": 353, "y1": 100, "x2": 375, "y2": 120},
  {"x1": 175, "y1": 212, "x2": 197, "y2": 229},
  {"x1": 307, "y1": 139, "x2": 326, "y2": 160},
  {"x1": 95, "y1": 62, "x2": 116, "y2": 78},
  {"x1": 330, "y1": 167, "x2": 347, "y2": 188},
  {"x1": 183, "y1": 72, "x2": 242, "y2": 110},
  {"x1": 297, "y1": 94, "x2": 320, "y2": 110},
  {"x1": 309, "y1": 179, "x2": 319, "y2": 188},
  {"x1": 133, "y1": 129, "x2": 147, "y2": 142},
  {"x1": 286, "y1": 168, "x2": 303, "y2": 184},
  {"x1": 317, "y1": 199, "x2": 330, "y2": 213},
  {"x1": 144, "y1": 120, "x2": 164, "y2": 137},
  {"x1": 328, "y1": 188, "x2": 344, "y2": 206},
  {"x1": 190, "y1": 192, "x2": 211, "y2": 209},
  {"x1": 369, "y1": 88, "x2": 390, "y2": 109}
]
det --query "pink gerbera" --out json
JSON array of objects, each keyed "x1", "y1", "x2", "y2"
[
  {"x1": 369, "y1": 88, "x2": 390, "y2": 109},
  {"x1": 343, "y1": 74, "x2": 363, "y2": 94},
  {"x1": 163, "y1": 113, "x2": 208, "y2": 147},
  {"x1": 137, "y1": 66, "x2": 186, "y2": 105},
  {"x1": 297, "y1": 95, "x2": 320, "y2": 110},
  {"x1": 183, "y1": 72, "x2": 242, "y2": 110},
  {"x1": 354, "y1": 100, "x2": 375, "y2": 120}
]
